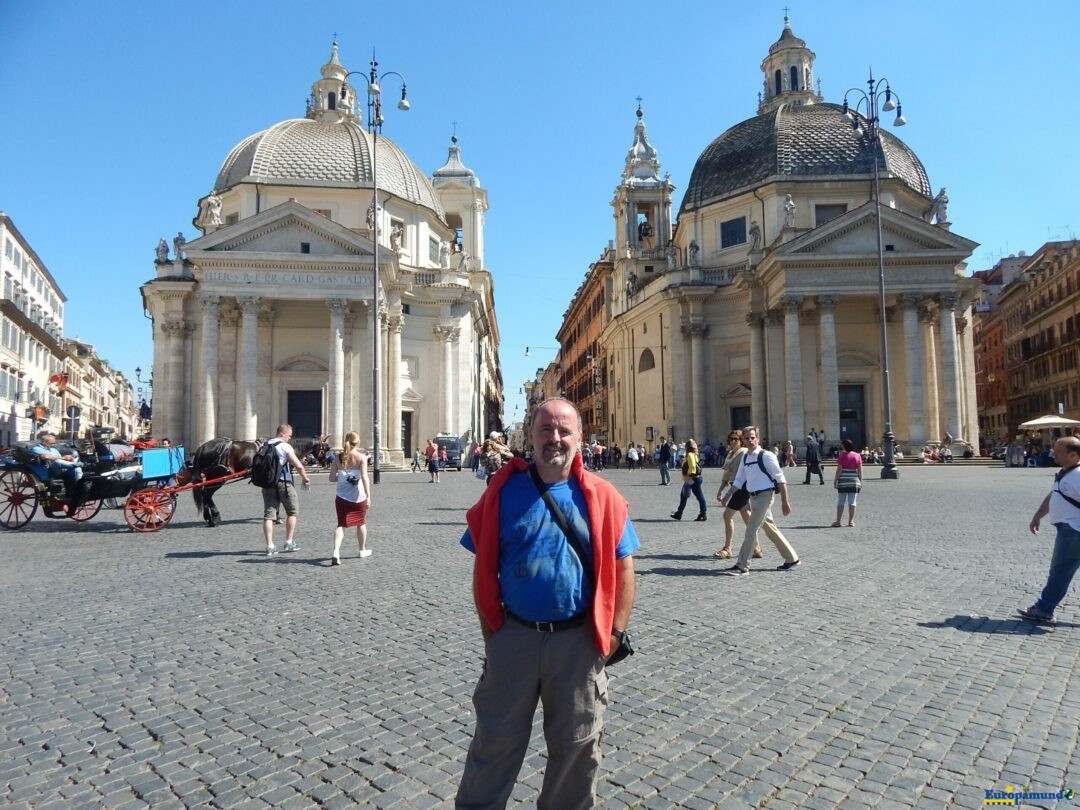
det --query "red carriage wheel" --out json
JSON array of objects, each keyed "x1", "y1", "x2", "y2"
[
  {"x1": 0, "y1": 469, "x2": 39, "y2": 529},
  {"x1": 124, "y1": 487, "x2": 176, "y2": 532},
  {"x1": 68, "y1": 499, "x2": 104, "y2": 522}
]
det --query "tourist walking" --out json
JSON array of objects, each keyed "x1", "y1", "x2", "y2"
[
  {"x1": 1018, "y1": 436, "x2": 1080, "y2": 625},
  {"x1": 424, "y1": 438, "x2": 441, "y2": 483},
  {"x1": 260, "y1": 424, "x2": 311, "y2": 556},
  {"x1": 804, "y1": 434, "x2": 825, "y2": 485},
  {"x1": 832, "y1": 438, "x2": 863, "y2": 527},
  {"x1": 626, "y1": 443, "x2": 639, "y2": 472},
  {"x1": 455, "y1": 397, "x2": 638, "y2": 808},
  {"x1": 658, "y1": 438, "x2": 672, "y2": 485},
  {"x1": 714, "y1": 430, "x2": 761, "y2": 559},
  {"x1": 671, "y1": 438, "x2": 707, "y2": 521},
  {"x1": 723, "y1": 426, "x2": 799, "y2": 575},
  {"x1": 328, "y1": 431, "x2": 371, "y2": 565}
]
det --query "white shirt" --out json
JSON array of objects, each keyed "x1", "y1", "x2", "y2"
[
  {"x1": 1048, "y1": 465, "x2": 1080, "y2": 530},
  {"x1": 731, "y1": 448, "x2": 786, "y2": 493}
]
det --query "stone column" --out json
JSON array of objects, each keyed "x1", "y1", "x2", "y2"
[
  {"x1": 919, "y1": 303, "x2": 940, "y2": 444},
  {"x1": 198, "y1": 294, "x2": 220, "y2": 444},
  {"x1": 327, "y1": 298, "x2": 348, "y2": 448},
  {"x1": 216, "y1": 307, "x2": 238, "y2": 438},
  {"x1": 937, "y1": 294, "x2": 962, "y2": 444},
  {"x1": 817, "y1": 296, "x2": 840, "y2": 453},
  {"x1": 236, "y1": 296, "x2": 260, "y2": 441},
  {"x1": 257, "y1": 305, "x2": 276, "y2": 436},
  {"x1": 162, "y1": 317, "x2": 187, "y2": 445},
  {"x1": 783, "y1": 297, "x2": 804, "y2": 443},
  {"x1": 900, "y1": 294, "x2": 925, "y2": 446},
  {"x1": 747, "y1": 312, "x2": 766, "y2": 430},
  {"x1": 386, "y1": 310, "x2": 404, "y2": 456},
  {"x1": 764, "y1": 309, "x2": 786, "y2": 442},
  {"x1": 682, "y1": 322, "x2": 709, "y2": 441},
  {"x1": 434, "y1": 324, "x2": 460, "y2": 434},
  {"x1": 957, "y1": 311, "x2": 978, "y2": 448}
]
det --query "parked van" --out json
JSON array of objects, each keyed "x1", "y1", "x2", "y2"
[{"x1": 435, "y1": 434, "x2": 463, "y2": 471}]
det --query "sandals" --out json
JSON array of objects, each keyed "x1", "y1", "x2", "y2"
[
  {"x1": 848, "y1": 521, "x2": 856, "y2": 527},
  {"x1": 830, "y1": 522, "x2": 842, "y2": 527},
  {"x1": 713, "y1": 549, "x2": 731, "y2": 559}
]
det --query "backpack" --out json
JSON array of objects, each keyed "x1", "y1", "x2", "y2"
[{"x1": 249, "y1": 439, "x2": 284, "y2": 488}]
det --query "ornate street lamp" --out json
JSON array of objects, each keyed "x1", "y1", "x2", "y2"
[
  {"x1": 840, "y1": 71, "x2": 907, "y2": 480},
  {"x1": 339, "y1": 57, "x2": 410, "y2": 485}
]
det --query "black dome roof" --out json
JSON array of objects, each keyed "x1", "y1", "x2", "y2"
[{"x1": 679, "y1": 102, "x2": 931, "y2": 215}]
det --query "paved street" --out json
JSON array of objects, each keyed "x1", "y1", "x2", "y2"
[{"x1": 1, "y1": 463, "x2": 1077, "y2": 809}]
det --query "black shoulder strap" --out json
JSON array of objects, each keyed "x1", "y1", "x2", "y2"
[
  {"x1": 528, "y1": 464, "x2": 595, "y2": 584},
  {"x1": 1054, "y1": 466, "x2": 1080, "y2": 510}
]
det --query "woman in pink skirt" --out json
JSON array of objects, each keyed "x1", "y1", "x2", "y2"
[{"x1": 329, "y1": 431, "x2": 372, "y2": 565}]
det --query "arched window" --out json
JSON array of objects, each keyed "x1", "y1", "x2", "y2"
[
  {"x1": 638, "y1": 348, "x2": 656, "y2": 372},
  {"x1": 328, "y1": 91, "x2": 337, "y2": 110},
  {"x1": 790, "y1": 66, "x2": 799, "y2": 91},
  {"x1": 774, "y1": 69, "x2": 782, "y2": 96}
]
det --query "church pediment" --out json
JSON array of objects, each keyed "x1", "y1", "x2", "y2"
[
  {"x1": 722, "y1": 382, "x2": 752, "y2": 398},
  {"x1": 184, "y1": 200, "x2": 374, "y2": 258},
  {"x1": 775, "y1": 202, "x2": 977, "y2": 260}
]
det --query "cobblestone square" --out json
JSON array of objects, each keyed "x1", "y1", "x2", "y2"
[{"x1": 2, "y1": 464, "x2": 1077, "y2": 808}]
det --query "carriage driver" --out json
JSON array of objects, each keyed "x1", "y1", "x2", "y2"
[{"x1": 31, "y1": 431, "x2": 84, "y2": 503}]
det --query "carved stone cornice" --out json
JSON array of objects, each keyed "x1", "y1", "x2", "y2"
[
  {"x1": 387, "y1": 314, "x2": 405, "y2": 334},
  {"x1": 745, "y1": 312, "x2": 765, "y2": 329},
  {"x1": 917, "y1": 304, "x2": 936, "y2": 325},
  {"x1": 219, "y1": 307, "x2": 240, "y2": 328},
  {"x1": 237, "y1": 295, "x2": 261, "y2": 315},
  {"x1": 937, "y1": 293, "x2": 959, "y2": 312},
  {"x1": 898, "y1": 293, "x2": 921, "y2": 309},
  {"x1": 326, "y1": 298, "x2": 350, "y2": 319},
  {"x1": 681, "y1": 322, "x2": 709, "y2": 338},
  {"x1": 198, "y1": 293, "x2": 220, "y2": 312},
  {"x1": 433, "y1": 324, "x2": 460, "y2": 342},
  {"x1": 782, "y1": 295, "x2": 803, "y2": 314},
  {"x1": 161, "y1": 318, "x2": 188, "y2": 337},
  {"x1": 765, "y1": 309, "x2": 784, "y2": 328},
  {"x1": 816, "y1": 295, "x2": 838, "y2": 312}
]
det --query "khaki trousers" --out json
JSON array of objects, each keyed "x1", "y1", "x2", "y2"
[
  {"x1": 456, "y1": 620, "x2": 609, "y2": 809},
  {"x1": 737, "y1": 490, "x2": 798, "y2": 570}
]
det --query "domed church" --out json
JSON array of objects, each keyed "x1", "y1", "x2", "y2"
[
  {"x1": 141, "y1": 44, "x2": 501, "y2": 465},
  {"x1": 600, "y1": 18, "x2": 979, "y2": 452}
]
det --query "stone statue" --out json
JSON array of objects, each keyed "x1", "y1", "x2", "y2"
[
  {"x1": 366, "y1": 199, "x2": 378, "y2": 230},
  {"x1": 458, "y1": 251, "x2": 470, "y2": 272},
  {"x1": 688, "y1": 240, "x2": 700, "y2": 266},
  {"x1": 927, "y1": 187, "x2": 949, "y2": 224},
  {"x1": 172, "y1": 232, "x2": 186, "y2": 261},
  {"x1": 439, "y1": 240, "x2": 450, "y2": 268},
  {"x1": 626, "y1": 271, "x2": 639, "y2": 297},
  {"x1": 389, "y1": 222, "x2": 403, "y2": 252},
  {"x1": 204, "y1": 191, "x2": 222, "y2": 227},
  {"x1": 749, "y1": 220, "x2": 762, "y2": 251},
  {"x1": 666, "y1": 244, "x2": 677, "y2": 271},
  {"x1": 155, "y1": 238, "x2": 169, "y2": 263},
  {"x1": 784, "y1": 195, "x2": 797, "y2": 228}
]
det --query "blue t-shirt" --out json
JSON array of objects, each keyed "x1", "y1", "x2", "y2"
[{"x1": 461, "y1": 472, "x2": 640, "y2": 622}]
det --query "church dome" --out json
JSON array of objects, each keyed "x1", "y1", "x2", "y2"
[
  {"x1": 213, "y1": 44, "x2": 443, "y2": 219},
  {"x1": 679, "y1": 102, "x2": 931, "y2": 215}
]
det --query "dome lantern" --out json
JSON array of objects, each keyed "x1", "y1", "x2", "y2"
[{"x1": 758, "y1": 14, "x2": 823, "y2": 115}]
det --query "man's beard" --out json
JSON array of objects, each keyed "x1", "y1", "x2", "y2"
[{"x1": 538, "y1": 442, "x2": 575, "y2": 472}]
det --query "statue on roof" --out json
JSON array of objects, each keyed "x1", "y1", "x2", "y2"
[
  {"x1": 784, "y1": 195, "x2": 797, "y2": 228},
  {"x1": 688, "y1": 240, "x2": 700, "y2": 266},
  {"x1": 750, "y1": 220, "x2": 762, "y2": 252},
  {"x1": 155, "y1": 238, "x2": 169, "y2": 264},
  {"x1": 203, "y1": 191, "x2": 223, "y2": 228},
  {"x1": 173, "y1": 232, "x2": 186, "y2": 261},
  {"x1": 927, "y1": 187, "x2": 949, "y2": 225}
]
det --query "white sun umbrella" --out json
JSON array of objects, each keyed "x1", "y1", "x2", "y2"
[{"x1": 1018, "y1": 415, "x2": 1080, "y2": 430}]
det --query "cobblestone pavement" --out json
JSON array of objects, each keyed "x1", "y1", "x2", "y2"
[{"x1": 1, "y1": 464, "x2": 1077, "y2": 809}]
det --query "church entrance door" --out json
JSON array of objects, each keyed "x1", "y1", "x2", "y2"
[
  {"x1": 838, "y1": 385, "x2": 866, "y2": 450},
  {"x1": 287, "y1": 390, "x2": 322, "y2": 441}
]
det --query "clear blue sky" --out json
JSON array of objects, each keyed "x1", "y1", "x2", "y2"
[{"x1": 2, "y1": 1, "x2": 1076, "y2": 426}]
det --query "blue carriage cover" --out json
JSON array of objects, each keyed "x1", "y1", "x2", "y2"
[{"x1": 140, "y1": 446, "x2": 185, "y2": 480}]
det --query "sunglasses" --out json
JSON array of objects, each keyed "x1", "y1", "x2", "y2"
[{"x1": 728, "y1": 436, "x2": 740, "y2": 441}]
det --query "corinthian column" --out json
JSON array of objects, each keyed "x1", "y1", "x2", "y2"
[
  {"x1": 162, "y1": 318, "x2": 188, "y2": 445},
  {"x1": 956, "y1": 311, "x2": 978, "y2": 448},
  {"x1": 434, "y1": 323, "x2": 460, "y2": 434},
  {"x1": 900, "y1": 294, "x2": 925, "y2": 446},
  {"x1": 236, "y1": 296, "x2": 260, "y2": 441},
  {"x1": 937, "y1": 294, "x2": 962, "y2": 444},
  {"x1": 783, "y1": 297, "x2": 804, "y2": 442},
  {"x1": 919, "y1": 304, "x2": 940, "y2": 443},
  {"x1": 327, "y1": 299, "x2": 348, "y2": 447},
  {"x1": 682, "y1": 322, "x2": 709, "y2": 440},
  {"x1": 747, "y1": 312, "x2": 765, "y2": 429},
  {"x1": 198, "y1": 294, "x2": 220, "y2": 443},
  {"x1": 257, "y1": 306, "x2": 276, "y2": 436},
  {"x1": 386, "y1": 310, "x2": 404, "y2": 457},
  {"x1": 817, "y1": 296, "x2": 840, "y2": 451}
]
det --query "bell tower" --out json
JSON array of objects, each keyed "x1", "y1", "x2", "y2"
[{"x1": 611, "y1": 104, "x2": 675, "y2": 313}]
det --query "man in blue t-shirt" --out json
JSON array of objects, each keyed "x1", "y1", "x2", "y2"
[
  {"x1": 31, "y1": 431, "x2": 83, "y2": 503},
  {"x1": 456, "y1": 398, "x2": 638, "y2": 809}
]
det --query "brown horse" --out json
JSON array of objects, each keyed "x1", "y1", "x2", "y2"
[{"x1": 175, "y1": 438, "x2": 258, "y2": 527}]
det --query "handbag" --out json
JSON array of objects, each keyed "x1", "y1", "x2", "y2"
[
  {"x1": 528, "y1": 465, "x2": 635, "y2": 666},
  {"x1": 474, "y1": 465, "x2": 486, "y2": 480},
  {"x1": 836, "y1": 467, "x2": 861, "y2": 493}
]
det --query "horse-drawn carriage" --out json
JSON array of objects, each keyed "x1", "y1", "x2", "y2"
[
  {"x1": 0, "y1": 440, "x2": 186, "y2": 532},
  {"x1": 0, "y1": 436, "x2": 262, "y2": 532}
]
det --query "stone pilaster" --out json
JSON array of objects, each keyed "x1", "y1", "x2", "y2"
[
  {"x1": 937, "y1": 294, "x2": 962, "y2": 444},
  {"x1": 747, "y1": 312, "x2": 766, "y2": 431},
  {"x1": 918, "y1": 303, "x2": 940, "y2": 444},
  {"x1": 783, "y1": 297, "x2": 803, "y2": 443},
  {"x1": 236, "y1": 296, "x2": 260, "y2": 441},
  {"x1": 682, "y1": 322, "x2": 709, "y2": 441},
  {"x1": 900, "y1": 294, "x2": 925, "y2": 446},
  {"x1": 198, "y1": 294, "x2": 220, "y2": 444},
  {"x1": 327, "y1": 298, "x2": 349, "y2": 448},
  {"x1": 386, "y1": 312, "x2": 404, "y2": 455},
  {"x1": 817, "y1": 296, "x2": 840, "y2": 453}
]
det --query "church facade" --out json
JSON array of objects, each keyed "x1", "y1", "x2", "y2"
[
  {"x1": 599, "y1": 20, "x2": 979, "y2": 454},
  {"x1": 141, "y1": 45, "x2": 502, "y2": 465}
]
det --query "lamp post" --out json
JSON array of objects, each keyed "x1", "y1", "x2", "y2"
[
  {"x1": 340, "y1": 57, "x2": 410, "y2": 485},
  {"x1": 840, "y1": 72, "x2": 907, "y2": 480}
]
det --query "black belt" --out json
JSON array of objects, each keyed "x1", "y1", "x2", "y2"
[
  {"x1": 749, "y1": 488, "x2": 774, "y2": 496},
  {"x1": 506, "y1": 611, "x2": 589, "y2": 633}
]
